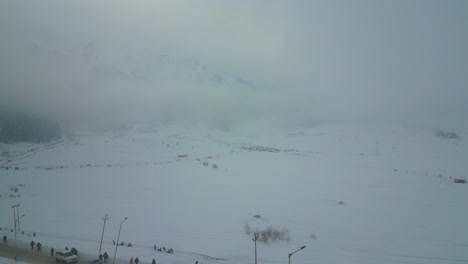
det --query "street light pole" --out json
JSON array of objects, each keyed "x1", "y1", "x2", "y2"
[
  {"x1": 112, "y1": 217, "x2": 128, "y2": 264},
  {"x1": 99, "y1": 214, "x2": 109, "y2": 254},
  {"x1": 288, "y1": 246, "x2": 306, "y2": 264},
  {"x1": 252, "y1": 233, "x2": 258, "y2": 264},
  {"x1": 13, "y1": 214, "x2": 25, "y2": 246}
]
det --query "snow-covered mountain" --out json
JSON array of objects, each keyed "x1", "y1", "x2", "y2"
[{"x1": 27, "y1": 40, "x2": 269, "y2": 91}]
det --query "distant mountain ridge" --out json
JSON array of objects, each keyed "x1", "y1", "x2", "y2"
[{"x1": 27, "y1": 41, "x2": 270, "y2": 91}]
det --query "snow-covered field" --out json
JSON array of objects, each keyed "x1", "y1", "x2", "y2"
[{"x1": 1, "y1": 122, "x2": 467, "y2": 264}]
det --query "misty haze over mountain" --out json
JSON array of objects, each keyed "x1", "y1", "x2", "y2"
[{"x1": 1, "y1": 0, "x2": 467, "y2": 132}]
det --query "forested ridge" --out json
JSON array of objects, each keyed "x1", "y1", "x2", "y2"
[{"x1": 0, "y1": 112, "x2": 61, "y2": 143}]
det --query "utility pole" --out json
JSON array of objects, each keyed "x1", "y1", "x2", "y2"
[
  {"x1": 112, "y1": 217, "x2": 128, "y2": 264},
  {"x1": 16, "y1": 205, "x2": 21, "y2": 230},
  {"x1": 252, "y1": 233, "x2": 258, "y2": 264},
  {"x1": 99, "y1": 214, "x2": 109, "y2": 254},
  {"x1": 12, "y1": 205, "x2": 20, "y2": 243},
  {"x1": 12, "y1": 204, "x2": 20, "y2": 261}
]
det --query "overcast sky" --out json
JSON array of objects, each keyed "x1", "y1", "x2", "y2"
[{"x1": 1, "y1": 0, "x2": 467, "y2": 131}]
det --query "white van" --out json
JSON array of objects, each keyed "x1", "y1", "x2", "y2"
[{"x1": 55, "y1": 250, "x2": 78, "y2": 263}]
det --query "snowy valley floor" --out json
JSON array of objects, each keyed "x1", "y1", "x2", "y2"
[{"x1": 1, "y1": 122, "x2": 467, "y2": 264}]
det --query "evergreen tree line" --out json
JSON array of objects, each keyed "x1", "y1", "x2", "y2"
[{"x1": 0, "y1": 112, "x2": 61, "y2": 143}]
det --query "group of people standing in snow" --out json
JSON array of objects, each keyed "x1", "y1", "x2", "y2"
[
  {"x1": 124, "y1": 243, "x2": 176, "y2": 264},
  {"x1": 29, "y1": 240, "x2": 42, "y2": 252},
  {"x1": 113, "y1": 240, "x2": 133, "y2": 247},
  {"x1": 128, "y1": 256, "x2": 156, "y2": 264},
  {"x1": 3, "y1": 232, "x2": 200, "y2": 264},
  {"x1": 98, "y1": 251, "x2": 109, "y2": 262},
  {"x1": 129, "y1": 256, "x2": 141, "y2": 264},
  {"x1": 153, "y1": 244, "x2": 174, "y2": 253}
]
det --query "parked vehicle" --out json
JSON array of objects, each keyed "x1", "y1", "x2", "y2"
[{"x1": 55, "y1": 250, "x2": 78, "y2": 263}]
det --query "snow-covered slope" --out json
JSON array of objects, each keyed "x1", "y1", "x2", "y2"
[{"x1": 0, "y1": 122, "x2": 467, "y2": 264}]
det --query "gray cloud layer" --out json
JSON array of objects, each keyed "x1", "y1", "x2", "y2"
[{"x1": 1, "y1": 0, "x2": 467, "y2": 131}]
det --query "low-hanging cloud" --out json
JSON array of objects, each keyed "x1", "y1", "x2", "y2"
[{"x1": 1, "y1": 0, "x2": 467, "y2": 131}]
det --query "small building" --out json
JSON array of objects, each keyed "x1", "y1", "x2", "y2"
[{"x1": 454, "y1": 179, "x2": 466, "y2": 184}]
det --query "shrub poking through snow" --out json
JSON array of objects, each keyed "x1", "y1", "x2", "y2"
[{"x1": 244, "y1": 224, "x2": 290, "y2": 243}]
